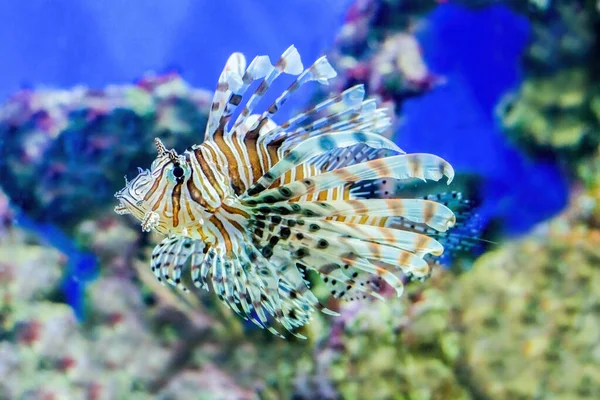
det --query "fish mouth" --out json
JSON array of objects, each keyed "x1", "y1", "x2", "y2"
[
  {"x1": 114, "y1": 190, "x2": 132, "y2": 215},
  {"x1": 114, "y1": 185, "x2": 145, "y2": 215},
  {"x1": 114, "y1": 168, "x2": 153, "y2": 219},
  {"x1": 114, "y1": 201, "x2": 130, "y2": 215},
  {"x1": 115, "y1": 186, "x2": 146, "y2": 209}
]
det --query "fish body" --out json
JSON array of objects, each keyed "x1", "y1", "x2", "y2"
[{"x1": 115, "y1": 46, "x2": 458, "y2": 338}]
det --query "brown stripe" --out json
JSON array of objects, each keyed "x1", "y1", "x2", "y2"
[
  {"x1": 212, "y1": 135, "x2": 244, "y2": 194},
  {"x1": 196, "y1": 227, "x2": 208, "y2": 241},
  {"x1": 343, "y1": 184, "x2": 351, "y2": 201},
  {"x1": 318, "y1": 263, "x2": 338, "y2": 275},
  {"x1": 228, "y1": 218, "x2": 244, "y2": 233},
  {"x1": 152, "y1": 183, "x2": 169, "y2": 212},
  {"x1": 381, "y1": 227, "x2": 395, "y2": 245},
  {"x1": 266, "y1": 141, "x2": 279, "y2": 172},
  {"x1": 423, "y1": 201, "x2": 435, "y2": 224},
  {"x1": 256, "y1": 144, "x2": 277, "y2": 187},
  {"x1": 262, "y1": 143, "x2": 278, "y2": 186},
  {"x1": 221, "y1": 202, "x2": 251, "y2": 219},
  {"x1": 385, "y1": 199, "x2": 403, "y2": 215},
  {"x1": 244, "y1": 118, "x2": 264, "y2": 141},
  {"x1": 144, "y1": 163, "x2": 169, "y2": 201},
  {"x1": 317, "y1": 189, "x2": 329, "y2": 201},
  {"x1": 332, "y1": 185, "x2": 340, "y2": 201},
  {"x1": 231, "y1": 135, "x2": 251, "y2": 192},
  {"x1": 243, "y1": 138, "x2": 264, "y2": 185},
  {"x1": 256, "y1": 81, "x2": 269, "y2": 95},
  {"x1": 399, "y1": 250, "x2": 411, "y2": 266},
  {"x1": 367, "y1": 241, "x2": 382, "y2": 259},
  {"x1": 288, "y1": 80, "x2": 301, "y2": 92},
  {"x1": 415, "y1": 234, "x2": 430, "y2": 252},
  {"x1": 276, "y1": 56, "x2": 287, "y2": 70},
  {"x1": 375, "y1": 158, "x2": 392, "y2": 178},
  {"x1": 296, "y1": 163, "x2": 309, "y2": 182},
  {"x1": 349, "y1": 200, "x2": 365, "y2": 214},
  {"x1": 410, "y1": 156, "x2": 423, "y2": 178},
  {"x1": 282, "y1": 170, "x2": 292, "y2": 185},
  {"x1": 210, "y1": 215, "x2": 232, "y2": 254},
  {"x1": 242, "y1": 73, "x2": 254, "y2": 84},
  {"x1": 332, "y1": 168, "x2": 356, "y2": 186},
  {"x1": 185, "y1": 197, "x2": 196, "y2": 221},
  {"x1": 186, "y1": 170, "x2": 214, "y2": 212},
  {"x1": 266, "y1": 141, "x2": 279, "y2": 163},
  {"x1": 194, "y1": 147, "x2": 224, "y2": 199},
  {"x1": 171, "y1": 181, "x2": 183, "y2": 227}
]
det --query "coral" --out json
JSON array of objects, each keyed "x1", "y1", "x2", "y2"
[
  {"x1": 322, "y1": 293, "x2": 470, "y2": 400},
  {"x1": 498, "y1": 68, "x2": 600, "y2": 160},
  {"x1": 520, "y1": 0, "x2": 595, "y2": 74},
  {"x1": 282, "y1": 185, "x2": 600, "y2": 399},
  {"x1": 0, "y1": 74, "x2": 212, "y2": 233},
  {"x1": 0, "y1": 230, "x2": 64, "y2": 310},
  {"x1": 327, "y1": 0, "x2": 441, "y2": 113},
  {"x1": 450, "y1": 211, "x2": 600, "y2": 398},
  {"x1": 496, "y1": 0, "x2": 599, "y2": 169},
  {"x1": 0, "y1": 225, "x2": 256, "y2": 399},
  {"x1": 2, "y1": 109, "x2": 598, "y2": 400},
  {"x1": 159, "y1": 365, "x2": 257, "y2": 400},
  {"x1": 74, "y1": 216, "x2": 141, "y2": 275}
]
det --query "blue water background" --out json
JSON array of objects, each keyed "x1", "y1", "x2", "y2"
[
  {"x1": 0, "y1": 0, "x2": 351, "y2": 113},
  {"x1": 0, "y1": 2, "x2": 569, "y2": 317},
  {"x1": 401, "y1": 4, "x2": 568, "y2": 234},
  {"x1": 13, "y1": 209, "x2": 98, "y2": 319}
]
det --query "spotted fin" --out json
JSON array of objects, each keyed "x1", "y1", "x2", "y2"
[
  {"x1": 419, "y1": 192, "x2": 488, "y2": 267},
  {"x1": 245, "y1": 153, "x2": 455, "y2": 208},
  {"x1": 151, "y1": 236, "x2": 205, "y2": 293},
  {"x1": 310, "y1": 144, "x2": 393, "y2": 173},
  {"x1": 243, "y1": 135, "x2": 411, "y2": 198}
]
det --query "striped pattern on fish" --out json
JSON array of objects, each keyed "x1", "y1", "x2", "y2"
[{"x1": 114, "y1": 46, "x2": 458, "y2": 338}]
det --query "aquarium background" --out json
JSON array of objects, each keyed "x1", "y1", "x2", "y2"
[{"x1": 1, "y1": 0, "x2": 599, "y2": 399}]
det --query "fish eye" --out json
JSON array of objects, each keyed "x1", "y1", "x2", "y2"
[{"x1": 173, "y1": 165, "x2": 185, "y2": 178}]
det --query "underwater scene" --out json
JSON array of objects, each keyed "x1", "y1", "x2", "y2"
[{"x1": 0, "y1": 0, "x2": 598, "y2": 399}]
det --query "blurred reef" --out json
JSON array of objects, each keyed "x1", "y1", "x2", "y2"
[
  {"x1": 0, "y1": 74, "x2": 212, "y2": 230},
  {"x1": 0, "y1": 75, "x2": 214, "y2": 321},
  {"x1": 1, "y1": 0, "x2": 599, "y2": 399},
  {"x1": 1, "y1": 172, "x2": 599, "y2": 399},
  {"x1": 497, "y1": 0, "x2": 600, "y2": 175}
]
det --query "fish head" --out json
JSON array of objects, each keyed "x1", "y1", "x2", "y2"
[{"x1": 114, "y1": 138, "x2": 193, "y2": 234}]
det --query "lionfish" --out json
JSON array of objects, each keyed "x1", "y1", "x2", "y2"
[{"x1": 115, "y1": 46, "x2": 466, "y2": 338}]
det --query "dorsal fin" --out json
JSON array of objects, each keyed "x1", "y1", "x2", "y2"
[
  {"x1": 232, "y1": 45, "x2": 304, "y2": 132},
  {"x1": 204, "y1": 52, "x2": 246, "y2": 141}
]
